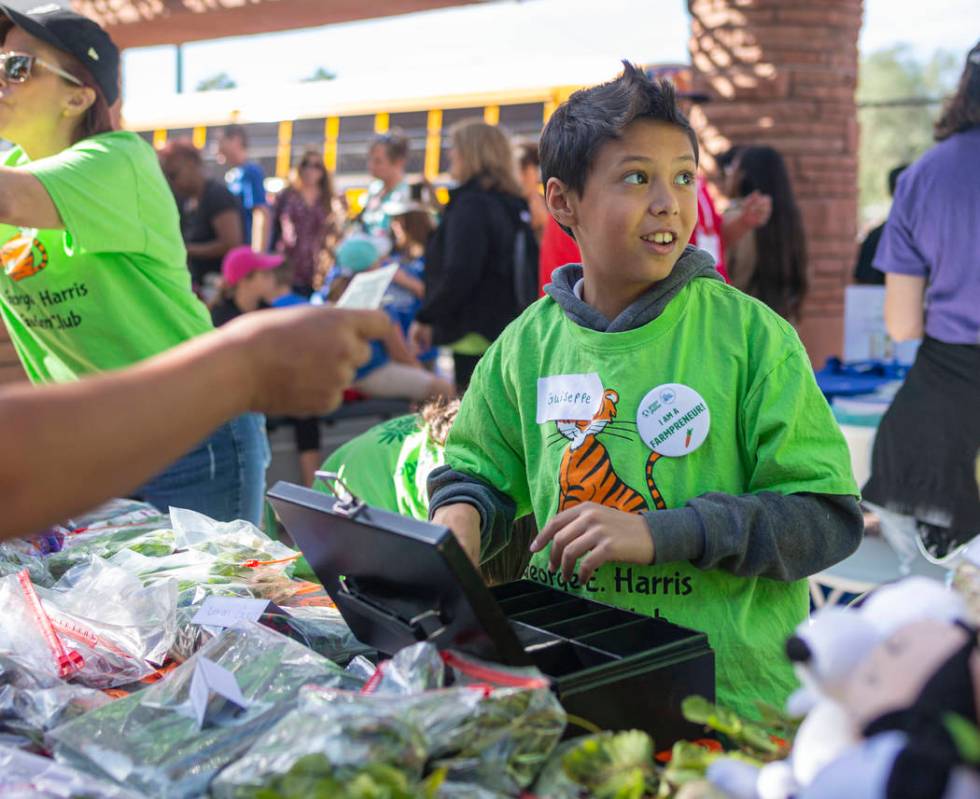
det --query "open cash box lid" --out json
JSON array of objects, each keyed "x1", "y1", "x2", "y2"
[{"x1": 266, "y1": 479, "x2": 531, "y2": 665}]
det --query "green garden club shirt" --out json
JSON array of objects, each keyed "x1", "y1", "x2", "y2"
[
  {"x1": 0, "y1": 132, "x2": 213, "y2": 383},
  {"x1": 444, "y1": 278, "x2": 858, "y2": 718},
  {"x1": 317, "y1": 414, "x2": 444, "y2": 520}
]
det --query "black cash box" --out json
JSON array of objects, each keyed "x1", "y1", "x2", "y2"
[{"x1": 268, "y1": 481, "x2": 715, "y2": 745}]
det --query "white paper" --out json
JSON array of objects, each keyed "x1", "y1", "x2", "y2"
[
  {"x1": 335, "y1": 263, "x2": 400, "y2": 309},
  {"x1": 191, "y1": 596, "x2": 272, "y2": 628},
  {"x1": 189, "y1": 657, "x2": 249, "y2": 728},
  {"x1": 536, "y1": 372, "x2": 604, "y2": 424}
]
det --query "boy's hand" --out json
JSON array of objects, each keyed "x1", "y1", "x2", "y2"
[
  {"x1": 432, "y1": 503, "x2": 482, "y2": 568},
  {"x1": 530, "y1": 503, "x2": 654, "y2": 584}
]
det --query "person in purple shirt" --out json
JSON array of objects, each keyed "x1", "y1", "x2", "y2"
[{"x1": 863, "y1": 41, "x2": 980, "y2": 562}]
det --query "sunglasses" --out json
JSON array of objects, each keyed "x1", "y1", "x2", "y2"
[
  {"x1": 0, "y1": 50, "x2": 83, "y2": 87},
  {"x1": 300, "y1": 160, "x2": 323, "y2": 170}
]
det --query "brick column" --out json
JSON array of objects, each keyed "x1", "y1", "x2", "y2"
[{"x1": 688, "y1": 0, "x2": 861, "y2": 366}]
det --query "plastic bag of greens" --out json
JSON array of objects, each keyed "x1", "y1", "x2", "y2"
[
  {"x1": 0, "y1": 572, "x2": 80, "y2": 684},
  {"x1": 0, "y1": 744, "x2": 142, "y2": 799},
  {"x1": 46, "y1": 526, "x2": 176, "y2": 580},
  {"x1": 32, "y1": 556, "x2": 177, "y2": 689},
  {"x1": 0, "y1": 540, "x2": 54, "y2": 586},
  {"x1": 427, "y1": 649, "x2": 565, "y2": 793},
  {"x1": 0, "y1": 654, "x2": 110, "y2": 749},
  {"x1": 170, "y1": 507, "x2": 298, "y2": 569},
  {"x1": 48, "y1": 622, "x2": 362, "y2": 799},
  {"x1": 362, "y1": 639, "x2": 446, "y2": 694},
  {"x1": 323, "y1": 644, "x2": 565, "y2": 794},
  {"x1": 170, "y1": 601, "x2": 370, "y2": 665},
  {"x1": 210, "y1": 689, "x2": 430, "y2": 798}
]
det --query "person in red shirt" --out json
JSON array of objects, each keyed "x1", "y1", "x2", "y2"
[{"x1": 538, "y1": 214, "x2": 581, "y2": 293}]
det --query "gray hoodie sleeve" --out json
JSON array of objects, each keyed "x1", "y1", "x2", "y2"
[
  {"x1": 428, "y1": 465, "x2": 517, "y2": 562},
  {"x1": 644, "y1": 492, "x2": 863, "y2": 581},
  {"x1": 429, "y1": 462, "x2": 862, "y2": 580}
]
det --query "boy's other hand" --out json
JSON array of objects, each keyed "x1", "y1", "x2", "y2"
[
  {"x1": 229, "y1": 306, "x2": 390, "y2": 416},
  {"x1": 531, "y1": 503, "x2": 654, "y2": 584},
  {"x1": 432, "y1": 503, "x2": 482, "y2": 568}
]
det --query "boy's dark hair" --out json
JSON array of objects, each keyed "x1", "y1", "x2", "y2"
[
  {"x1": 223, "y1": 124, "x2": 248, "y2": 147},
  {"x1": 539, "y1": 61, "x2": 699, "y2": 198}
]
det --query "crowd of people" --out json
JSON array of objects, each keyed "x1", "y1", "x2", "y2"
[{"x1": 0, "y1": 3, "x2": 977, "y2": 744}]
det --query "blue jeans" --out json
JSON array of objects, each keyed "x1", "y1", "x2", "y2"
[{"x1": 134, "y1": 413, "x2": 270, "y2": 525}]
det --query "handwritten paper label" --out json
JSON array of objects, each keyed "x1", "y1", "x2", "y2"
[
  {"x1": 189, "y1": 657, "x2": 249, "y2": 728},
  {"x1": 536, "y1": 372, "x2": 604, "y2": 424},
  {"x1": 191, "y1": 597, "x2": 275, "y2": 629},
  {"x1": 636, "y1": 383, "x2": 710, "y2": 457},
  {"x1": 335, "y1": 263, "x2": 400, "y2": 309}
]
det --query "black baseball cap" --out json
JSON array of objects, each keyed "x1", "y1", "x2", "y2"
[{"x1": 0, "y1": 3, "x2": 119, "y2": 105}]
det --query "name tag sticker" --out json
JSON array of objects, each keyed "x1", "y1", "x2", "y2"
[
  {"x1": 536, "y1": 372, "x2": 603, "y2": 424},
  {"x1": 636, "y1": 383, "x2": 710, "y2": 457}
]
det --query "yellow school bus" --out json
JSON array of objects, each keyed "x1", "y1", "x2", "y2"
[{"x1": 123, "y1": 65, "x2": 692, "y2": 213}]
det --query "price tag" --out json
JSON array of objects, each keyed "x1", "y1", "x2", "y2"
[
  {"x1": 335, "y1": 263, "x2": 400, "y2": 309},
  {"x1": 191, "y1": 597, "x2": 277, "y2": 629},
  {"x1": 189, "y1": 657, "x2": 249, "y2": 728}
]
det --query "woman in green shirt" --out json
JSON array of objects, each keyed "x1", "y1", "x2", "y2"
[{"x1": 0, "y1": 5, "x2": 269, "y2": 525}]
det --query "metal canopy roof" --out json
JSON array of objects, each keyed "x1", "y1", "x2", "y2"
[{"x1": 71, "y1": 0, "x2": 487, "y2": 49}]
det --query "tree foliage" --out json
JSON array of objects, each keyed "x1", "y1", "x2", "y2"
[
  {"x1": 195, "y1": 71, "x2": 237, "y2": 92},
  {"x1": 857, "y1": 45, "x2": 960, "y2": 224},
  {"x1": 302, "y1": 67, "x2": 338, "y2": 83}
]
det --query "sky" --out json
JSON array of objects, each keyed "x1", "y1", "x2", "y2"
[{"x1": 119, "y1": 0, "x2": 980, "y2": 106}]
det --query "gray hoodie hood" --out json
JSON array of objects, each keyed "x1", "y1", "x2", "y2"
[{"x1": 543, "y1": 245, "x2": 722, "y2": 333}]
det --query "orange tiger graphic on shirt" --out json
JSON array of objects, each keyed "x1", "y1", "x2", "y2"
[{"x1": 554, "y1": 388, "x2": 667, "y2": 513}]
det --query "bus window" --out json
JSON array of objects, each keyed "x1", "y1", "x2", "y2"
[
  {"x1": 336, "y1": 114, "x2": 376, "y2": 177},
  {"x1": 388, "y1": 110, "x2": 427, "y2": 175},
  {"x1": 499, "y1": 102, "x2": 546, "y2": 143},
  {"x1": 290, "y1": 117, "x2": 327, "y2": 169}
]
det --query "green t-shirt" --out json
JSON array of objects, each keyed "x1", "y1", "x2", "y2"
[
  {"x1": 444, "y1": 278, "x2": 858, "y2": 718},
  {"x1": 316, "y1": 414, "x2": 444, "y2": 520},
  {"x1": 0, "y1": 131, "x2": 213, "y2": 383}
]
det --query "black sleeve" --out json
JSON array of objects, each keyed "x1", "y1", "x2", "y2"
[
  {"x1": 204, "y1": 181, "x2": 242, "y2": 220},
  {"x1": 642, "y1": 492, "x2": 863, "y2": 581},
  {"x1": 416, "y1": 195, "x2": 491, "y2": 323},
  {"x1": 853, "y1": 225, "x2": 885, "y2": 285}
]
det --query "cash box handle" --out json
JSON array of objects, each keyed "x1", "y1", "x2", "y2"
[{"x1": 314, "y1": 470, "x2": 365, "y2": 518}]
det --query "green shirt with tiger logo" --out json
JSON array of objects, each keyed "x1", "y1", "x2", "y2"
[
  {"x1": 0, "y1": 131, "x2": 212, "y2": 384},
  {"x1": 443, "y1": 276, "x2": 859, "y2": 719}
]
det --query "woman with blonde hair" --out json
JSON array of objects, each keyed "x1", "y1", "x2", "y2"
[
  {"x1": 271, "y1": 148, "x2": 339, "y2": 296},
  {"x1": 411, "y1": 119, "x2": 536, "y2": 390}
]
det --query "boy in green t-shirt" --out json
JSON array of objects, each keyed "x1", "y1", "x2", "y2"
[{"x1": 427, "y1": 63, "x2": 862, "y2": 718}]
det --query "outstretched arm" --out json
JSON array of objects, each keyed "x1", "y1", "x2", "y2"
[
  {"x1": 0, "y1": 307, "x2": 389, "y2": 539},
  {"x1": 0, "y1": 168, "x2": 63, "y2": 229}
]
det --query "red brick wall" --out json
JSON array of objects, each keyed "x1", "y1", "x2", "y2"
[{"x1": 688, "y1": 0, "x2": 861, "y2": 366}]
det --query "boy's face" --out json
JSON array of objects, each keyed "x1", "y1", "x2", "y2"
[{"x1": 562, "y1": 119, "x2": 698, "y2": 287}]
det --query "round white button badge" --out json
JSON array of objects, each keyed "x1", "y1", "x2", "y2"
[{"x1": 636, "y1": 383, "x2": 710, "y2": 457}]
